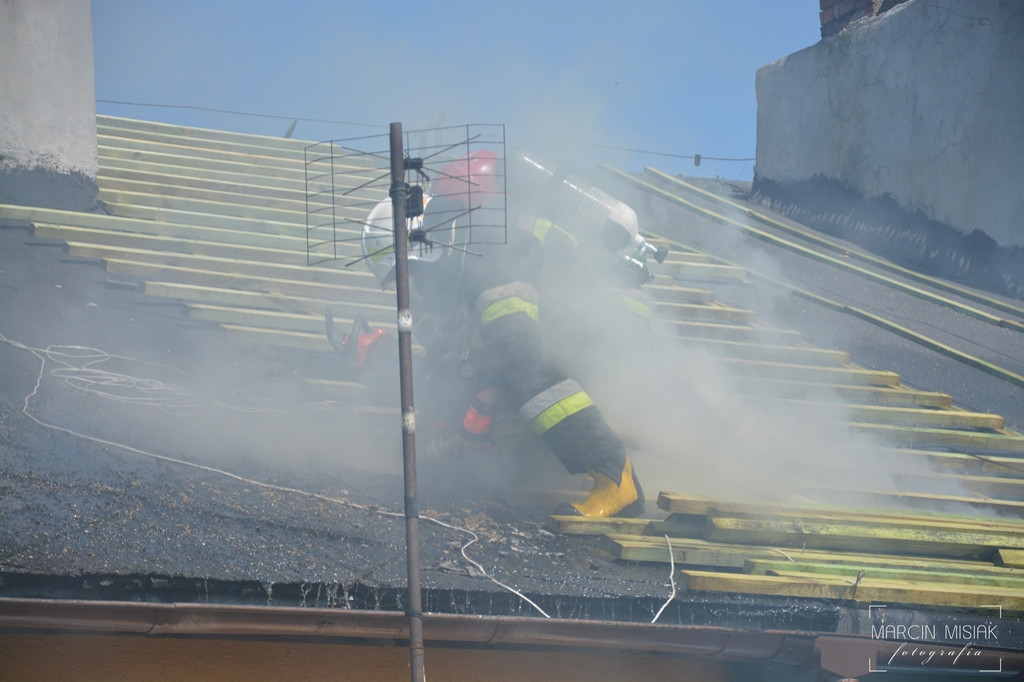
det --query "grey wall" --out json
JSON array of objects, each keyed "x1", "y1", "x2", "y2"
[
  {"x1": 0, "y1": 0, "x2": 98, "y2": 210},
  {"x1": 755, "y1": 0, "x2": 1023, "y2": 248}
]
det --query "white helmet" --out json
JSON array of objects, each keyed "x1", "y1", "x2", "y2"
[
  {"x1": 508, "y1": 149, "x2": 639, "y2": 252},
  {"x1": 361, "y1": 196, "x2": 445, "y2": 288},
  {"x1": 603, "y1": 201, "x2": 640, "y2": 251}
]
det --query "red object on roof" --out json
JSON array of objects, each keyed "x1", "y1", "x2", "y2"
[{"x1": 432, "y1": 150, "x2": 500, "y2": 207}]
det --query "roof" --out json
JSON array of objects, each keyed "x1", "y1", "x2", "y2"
[{"x1": 2, "y1": 115, "x2": 1024, "y2": 676}]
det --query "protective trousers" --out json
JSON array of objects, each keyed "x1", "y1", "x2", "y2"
[{"x1": 473, "y1": 283, "x2": 628, "y2": 483}]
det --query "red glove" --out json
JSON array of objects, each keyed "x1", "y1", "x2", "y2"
[
  {"x1": 423, "y1": 394, "x2": 496, "y2": 461},
  {"x1": 345, "y1": 327, "x2": 388, "y2": 370},
  {"x1": 457, "y1": 401, "x2": 493, "y2": 452}
]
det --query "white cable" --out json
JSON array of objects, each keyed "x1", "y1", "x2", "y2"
[
  {"x1": 422, "y1": 514, "x2": 551, "y2": 619},
  {"x1": 0, "y1": 333, "x2": 551, "y2": 619},
  {"x1": 651, "y1": 534, "x2": 677, "y2": 624}
]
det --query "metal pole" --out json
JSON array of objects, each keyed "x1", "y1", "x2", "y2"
[{"x1": 389, "y1": 122, "x2": 426, "y2": 682}]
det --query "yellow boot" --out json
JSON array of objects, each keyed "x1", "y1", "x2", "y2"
[{"x1": 560, "y1": 457, "x2": 645, "y2": 518}]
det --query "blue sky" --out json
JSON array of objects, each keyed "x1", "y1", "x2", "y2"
[{"x1": 91, "y1": 1, "x2": 821, "y2": 181}]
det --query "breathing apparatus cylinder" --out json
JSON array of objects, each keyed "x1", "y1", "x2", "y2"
[{"x1": 508, "y1": 150, "x2": 641, "y2": 252}]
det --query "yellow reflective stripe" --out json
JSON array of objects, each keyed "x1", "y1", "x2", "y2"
[
  {"x1": 619, "y1": 294, "x2": 651, "y2": 319},
  {"x1": 554, "y1": 223, "x2": 579, "y2": 246},
  {"x1": 532, "y1": 218, "x2": 578, "y2": 247},
  {"x1": 476, "y1": 281, "x2": 538, "y2": 313},
  {"x1": 369, "y1": 244, "x2": 394, "y2": 262},
  {"x1": 532, "y1": 218, "x2": 554, "y2": 243},
  {"x1": 530, "y1": 391, "x2": 595, "y2": 435},
  {"x1": 520, "y1": 379, "x2": 583, "y2": 421},
  {"x1": 480, "y1": 297, "x2": 539, "y2": 325}
]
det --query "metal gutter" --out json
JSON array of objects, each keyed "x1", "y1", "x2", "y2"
[
  {"x1": 0, "y1": 597, "x2": 813, "y2": 666},
  {"x1": 6, "y1": 597, "x2": 1024, "y2": 678}
]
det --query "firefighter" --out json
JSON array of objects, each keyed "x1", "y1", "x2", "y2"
[
  {"x1": 360, "y1": 151, "x2": 644, "y2": 518},
  {"x1": 517, "y1": 211, "x2": 658, "y2": 390},
  {"x1": 506, "y1": 150, "x2": 665, "y2": 388}
]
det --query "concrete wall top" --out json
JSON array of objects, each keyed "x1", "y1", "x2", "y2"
[
  {"x1": 755, "y1": 0, "x2": 1024, "y2": 247},
  {"x1": 0, "y1": 0, "x2": 98, "y2": 208}
]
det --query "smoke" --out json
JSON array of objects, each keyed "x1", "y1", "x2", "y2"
[
  {"x1": 520, "y1": 179, "x2": 985, "y2": 514},
  {"x1": 347, "y1": 143, "x2": 984, "y2": 516},
  {"x1": 1, "y1": 130, "x2": 983, "y2": 530},
  {"x1": 590, "y1": 340, "x2": 892, "y2": 507},
  {"x1": 2, "y1": 333, "x2": 403, "y2": 483},
  {"x1": 0, "y1": 218, "x2": 406, "y2": 510}
]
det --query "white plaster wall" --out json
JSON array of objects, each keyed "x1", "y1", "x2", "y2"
[
  {"x1": 755, "y1": 0, "x2": 1023, "y2": 247},
  {"x1": 0, "y1": 0, "x2": 98, "y2": 205}
]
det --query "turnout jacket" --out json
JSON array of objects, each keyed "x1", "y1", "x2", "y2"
[{"x1": 412, "y1": 218, "x2": 629, "y2": 482}]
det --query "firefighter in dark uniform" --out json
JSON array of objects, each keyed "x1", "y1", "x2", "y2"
[
  {"x1": 517, "y1": 212, "x2": 658, "y2": 388},
  {"x1": 361, "y1": 151, "x2": 644, "y2": 518}
]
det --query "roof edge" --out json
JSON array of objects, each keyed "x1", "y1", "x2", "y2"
[{"x1": 0, "y1": 596, "x2": 814, "y2": 666}]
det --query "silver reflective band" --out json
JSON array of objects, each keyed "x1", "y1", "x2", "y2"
[
  {"x1": 518, "y1": 378, "x2": 586, "y2": 423},
  {"x1": 474, "y1": 281, "x2": 539, "y2": 317}
]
